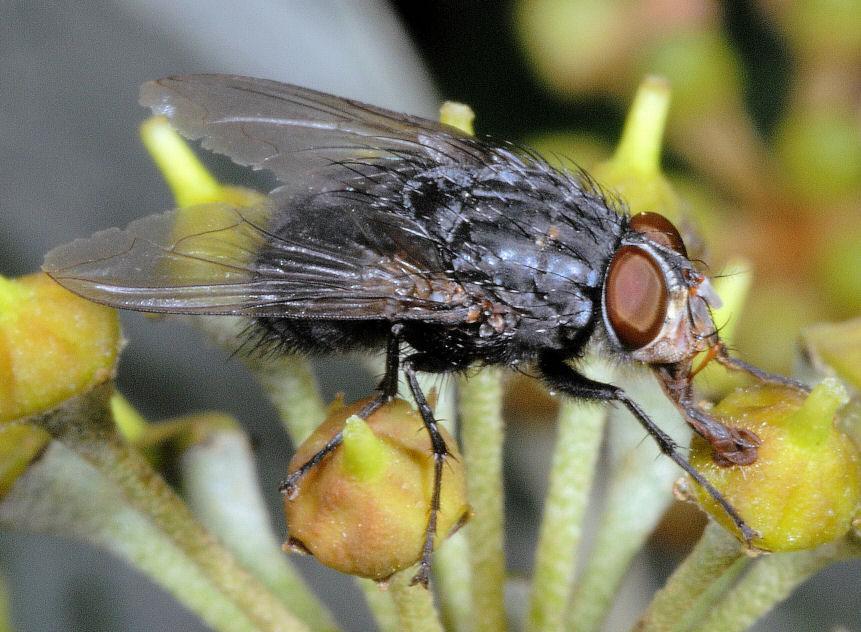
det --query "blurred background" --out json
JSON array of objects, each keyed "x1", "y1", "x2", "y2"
[{"x1": 1, "y1": 1, "x2": 859, "y2": 630}]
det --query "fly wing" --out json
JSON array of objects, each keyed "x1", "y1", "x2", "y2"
[
  {"x1": 44, "y1": 75, "x2": 496, "y2": 322},
  {"x1": 139, "y1": 74, "x2": 491, "y2": 182},
  {"x1": 43, "y1": 200, "x2": 473, "y2": 322},
  {"x1": 44, "y1": 202, "x2": 282, "y2": 315}
]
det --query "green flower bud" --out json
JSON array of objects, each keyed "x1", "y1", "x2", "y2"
[
  {"x1": 802, "y1": 317, "x2": 861, "y2": 393},
  {"x1": 764, "y1": 0, "x2": 861, "y2": 63},
  {"x1": 689, "y1": 380, "x2": 861, "y2": 551},
  {"x1": 775, "y1": 106, "x2": 861, "y2": 206},
  {"x1": 640, "y1": 29, "x2": 743, "y2": 122},
  {"x1": 283, "y1": 396, "x2": 470, "y2": 581},
  {"x1": 0, "y1": 273, "x2": 121, "y2": 422},
  {"x1": 513, "y1": 0, "x2": 628, "y2": 95}
]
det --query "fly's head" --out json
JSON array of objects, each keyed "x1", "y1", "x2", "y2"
[{"x1": 601, "y1": 212, "x2": 722, "y2": 369}]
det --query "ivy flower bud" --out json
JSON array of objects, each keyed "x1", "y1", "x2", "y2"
[
  {"x1": 0, "y1": 273, "x2": 121, "y2": 422},
  {"x1": 689, "y1": 379, "x2": 861, "y2": 551},
  {"x1": 283, "y1": 396, "x2": 470, "y2": 581}
]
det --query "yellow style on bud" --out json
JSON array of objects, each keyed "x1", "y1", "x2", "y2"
[
  {"x1": 592, "y1": 75, "x2": 681, "y2": 219},
  {"x1": 140, "y1": 116, "x2": 265, "y2": 209},
  {"x1": 283, "y1": 396, "x2": 470, "y2": 581},
  {"x1": 439, "y1": 102, "x2": 475, "y2": 136},
  {"x1": 139, "y1": 116, "x2": 273, "y2": 302},
  {"x1": 689, "y1": 379, "x2": 861, "y2": 551},
  {"x1": 341, "y1": 414, "x2": 391, "y2": 481}
]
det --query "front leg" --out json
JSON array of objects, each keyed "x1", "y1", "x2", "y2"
[
  {"x1": 537, "y1": 352, "x2": 758, "y2": 543},
  {"x1": 652, "y1": 362, "x2": 761, "y2": 466},
  {"x1": 715, "y1": 346, "x2": 810, "y2": 393}
]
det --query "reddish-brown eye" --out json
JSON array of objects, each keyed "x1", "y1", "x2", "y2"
[
  {"x1": 605, "y1": 245, "x2": 668, "y2": 349},
  {"x1": 629, "y1": 212, "x2": 687, "y2": 257}
]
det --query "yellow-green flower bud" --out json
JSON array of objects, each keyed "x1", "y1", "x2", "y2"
[
  {"x1": 0, "y1": 273, "x2": 121, "y2": 421},
  {"x1": 689, "y1": 379, "x2": 861, "y2": 551},
  {"x1": 283, "y1": 396, "x2": 470, "y2": 581}
]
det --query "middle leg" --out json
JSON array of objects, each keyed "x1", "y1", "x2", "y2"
[
  {"x1": 401, "y1": 351, "x2": 459, "y2": 587},
  {"x1": 280, "y1": 323, "x2": 404, "y2": 496}
]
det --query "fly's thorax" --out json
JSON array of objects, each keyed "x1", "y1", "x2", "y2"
[{"x1": 601, "y1": 213, "x2": 722, "y2": 365}]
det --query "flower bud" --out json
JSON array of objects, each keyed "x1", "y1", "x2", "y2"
[
  {"x1": 689, "y1": 379, "x2": 861, "y2": 551},
  {"x1": 0, "y1": 272, "x2": 121, "y2": 422},
  {"x1": 283, "y1": 396, "x2": 470, "y2": 581},
  {"x1": 775, "y1": 106, "x2": 861, "y2": 206}
]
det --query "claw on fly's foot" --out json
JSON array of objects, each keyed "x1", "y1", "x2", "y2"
[
  {"x1": 410, "y1": 564, "x2": 431, "y2": 588},
  {"x1": 689, "y1": 379, "x2": 861, "y2": 551},
  {"x1": 283, "y1": 396, "x2": 470, "y2": 582},
  {"x1": 279, "y1": 480, "x2": 300, "y2": 500},
  {"x1": 708, "y1": 426, "x2": 761, "y2": 467}
]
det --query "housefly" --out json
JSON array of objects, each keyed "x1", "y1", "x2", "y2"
[{"x1": 43, "y1": 75, "x2": 807, "y2": 587}]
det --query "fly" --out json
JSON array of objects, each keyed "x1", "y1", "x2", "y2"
[{"x1": 43, "y1": 74, "x2": 808, "y2": 587}]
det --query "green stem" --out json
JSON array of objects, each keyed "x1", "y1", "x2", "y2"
[
  {"x1": 179, "y1": 418, "x2": 338, "y2": 631},
  {"x1": 632, "y1": 522, "x2": 747, "y2": 632},
  {"x1": 1, "y1": 439, "x2": 307, "y2": 632},
  {"x1": 389, "y1": 570, "x2": 445, "y2": 632},
  {"x1": 527, "y1": 399, "x2": 606, "y2": 632},
  {"x1": 696, "y1": 536, "x2": 861, "y2": 632},
  {"x1": 432, "y1": 528, "x2": 473, "y2": 632},
  {"x1": 671, "y1": 554, "x2": 747, "y2": 632},
  {"x1": 13, "y1": 383, "x2": 310, "y2": 632},
  {"x1": 459, "y1": 369, "x2": 507, "y2": 632},
  {"x1": 358, "y1": 579, "x2": 399, "y2": 632},
  {"x1": 565, "y1": 430, "x2": 677, "y2": 632}
]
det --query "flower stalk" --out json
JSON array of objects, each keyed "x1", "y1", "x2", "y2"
[{"x1": 458, "y1": 369, "x2": 507, "y2": 632}]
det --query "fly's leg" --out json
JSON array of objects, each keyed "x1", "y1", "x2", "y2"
[
  {"x1": 402, "y1": 352, "x2": 456, "y2": 588},
  {"x1": 279, "y1": 429, "x2": 344, "y2": 499},
  {"x1": 538, "y1": 353, "x2": 759, "y2": 543},
  {"x1": 653, "y1": 363, "x2": 761, "y2": 467},
  {"x1": 279, "y1": 324, "x2": 403, "y2": 498},
  {"x1": 683, "y1": 344, "x2": 808, "y2": 465},
  {"x1": 715, "y1": 349, "x2": 810, "y2": 393}
]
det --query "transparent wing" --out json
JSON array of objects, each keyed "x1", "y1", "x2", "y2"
[
  {"x1": 139, "y1": 74, "x2": 491, "y2": 182},
  {"x1": 44, "y1": 76, "x2": 498, "y2": 320},
  {"x1": 44, "y1": 202, "x2": 277, "y2": 314},
  {"x1": 43, "y1": 201, "x2": 474, "y2": 321}
]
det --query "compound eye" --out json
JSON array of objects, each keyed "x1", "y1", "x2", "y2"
[
  {"x1": 605, "y1": 245, "x2": 668, "y2": 349},
  {"x1": 629, "y1": 212, "x2": 687, "y2": 257}
]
